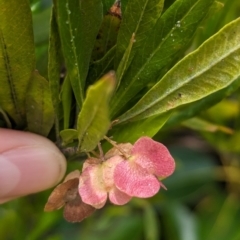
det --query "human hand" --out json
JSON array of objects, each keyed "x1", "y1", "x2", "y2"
[{"x1": 0, "y1": 128, "x2": 66, "y2": 204}]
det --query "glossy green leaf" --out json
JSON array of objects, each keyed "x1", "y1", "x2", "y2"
[
  {"x1": 182, "y1": 117, "x2": 233, "y2": 134},
  {"x1": 48, "y1": 7, "x2": 62, "y2": 137},
  {"x1": 119, "y1": 17, "x2": 240, "y2": 123},
  {"x1": 110, "y1": 0, "x2": 215, "y2": 117},
  {"x1": 60, "y1": 129, "x2": 78, "y2": 145},
  {"x1": 165, "y1": 76, "x2": 240, "y2": 128},
  {"x1": 114, "y1": 0, "x2": 164, "y2": 69},
  {"x1": 77, "y1": 72, "x2": 116, "y2": 152},
  {"x1": 26, "y1": 71, "x2": 54, "y2": 137},
  {"x1": 0, "y1": 0, "x2": 35, "y2": 126},
  {"x1": 54, "y1": 0, "x2": 103, "y2": 108}
]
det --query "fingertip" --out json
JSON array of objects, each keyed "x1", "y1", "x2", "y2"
[{"x1": 0, "y1": 129, "x2": 67, "y2": 202}]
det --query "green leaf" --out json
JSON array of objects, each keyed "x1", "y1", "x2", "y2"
[
  {"x1": 91, "y1": 3, "x2": 121, "y2": 62},
  {"x1": 60, "y1": 129, "x2": 78, "y2": 145},
  {"x1": 54, "y1": 0, "x2": 103, "y2": 108},
  {"x1": 110, "y1": 0, "x2": 215, "y2": 117},
  {"x1": 118, "y1": 17, "x2": 240, "y2": 123},
  {"x1": 143, "y1": 203, "x2": 160, "y2": 240},
  {"x1": 162, "y1": 203, "x2": 198, "y2": 240},
  {"x1": 165, "y1": 76, "x2": 240, "y2": 128},
  {"x1": 110, "y1": 112, "x2": 170, "y2": 144},
  {"x1": 48, "y1": 7, "x2": 62, "y2": 138},
  {"x1": 114, "y1": 0, "x2": 164, "y2": 69},
  {"x1": 32, "y1": 7, "x2": 51, "y2": 46},
  {"x1": 102, "y1": 0, "x2": 116, "y2": 13},
  {"x1": 116, "y1": 33, "x2": 135, "y2": 89},
  {"x1": 60, "y1": 74, "x2": 73, "y2": 129},
  {"x1": 77, "y1": 72, "x2": 116, "y2": 152},
  {"x1": 26, "y1": 71, "x2": 54, "y2": 137},
  {"x1": 0, "y1": 0, "x2": 35, "y2": 126},
  {"x1": 182, "y1": 117, "x2": 233, "y2": 134},
  {"x1": 87, "y1": 46, "x2": 116, "y2": 85}
]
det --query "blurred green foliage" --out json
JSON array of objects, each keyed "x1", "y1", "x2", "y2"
[{"x1": 1, "y1": 0, "x2": 240, "y2": 239}]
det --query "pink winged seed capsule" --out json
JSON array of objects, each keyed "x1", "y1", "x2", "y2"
[
  {"x1": 79, "y1": 137, "x2": 175, "y2": 208},
  {"x1": 78, "y1": 157, "x2": 131, "y2": 209},
  {"x1": 114, "y1": 137, "x2": 175, "y2": 198}
]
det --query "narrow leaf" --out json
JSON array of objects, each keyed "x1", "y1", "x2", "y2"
[
  {"x1": 26, "y1": 71, "x2": 54, "y2": 137},
  {"x1": 0, "y1": 0, "x2": 35, "y2": 126},
  {"x1": 116, "y1": 33, "x2": 135, "y2": 89},
  {"x1": 48, "y1": 7, "x2": 62, "y2": 138},
  {"x1": 119, "y1": 17, "x2": 240, "y2": 122},
  {"x1": 165, "y1": 76, "x2": 240, "y2": 128},
  {"x1": 61, "y1": 74, "x2": 73, "y2": 129},
  {"x1": 54, "y1": 0, "x2": 103, "y2": 108},
  {"x1": 114, "y1": 0, "x2": 164, "y2": 68},
  {"x1": 77, "y1": 72, "x2": 116, "y2": 152},
  {"x1": 182, "y1": 117, "x2": 233, "y2": 134},
  {"x1": 110, "y1": 0, "x2": 215, "y2": 117}
]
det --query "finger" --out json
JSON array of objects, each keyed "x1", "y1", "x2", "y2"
[{"x1": 0, "y1": 129, "x2": 66, "y2": 203}]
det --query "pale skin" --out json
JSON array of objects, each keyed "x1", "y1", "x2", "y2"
[{"x1": 0, "y1": 128, "x2": 66, "y2": 204}]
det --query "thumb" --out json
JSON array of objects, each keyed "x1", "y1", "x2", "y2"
[{"x1": 0, "y1": 129, "x2": 66, "y2": 203}]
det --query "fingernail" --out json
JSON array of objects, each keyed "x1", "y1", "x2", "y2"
[{"x1": 0, "y1": 145, "x2": 66, "y2": 200}]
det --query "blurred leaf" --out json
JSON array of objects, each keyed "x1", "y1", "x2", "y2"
[
  {"x1": 102, "y1": 0, "x2": 116, "y2": 14},
  {"x1": 54, "y1": 0, "x2": 103, "y2": 108},
  {"x1": 204, "y1": 99, "x2": 239, "y2": 124},
  {"x1": 0, "y1": 107, "x2": 11, "y2": 128},
  {"x1": 119, "y1": 17, "x2": 240, "y2": 122},
  {"x1": 26, "y1": 213, "x2": 60, "y2": 240},
  {"x1": 202, "y1": 130, "x2": 240, "y2": 153},
  {"x1": 0, "y1": 0, "x2": 35, "y2": 126},
  {"x1": 77, "y1": 72, "x2": 116, "y2": 152},
  {"x1": 143, "y1": 202, "x2": 160, "y2": 240},
  {"x1": 162, "y1": 202, "x2": 198, "y2": 240},
  {"x1": 48, "y1": 7, "x2": 62, "y2": 137},
  {"x1": 60, "y1": 129, "x2": 78, "y2": 145},
  {"x1": 32, "y1": 7, "x2": 51, "y2": 45},
  {"x1": 26, "y1": 71, "x2": 54, "y2": 137},
  {"x1": 81, "y1": 214, "x2": 143, "y2": 240},
  {"x1": 92, "y1": 3, "x2": 121, "y2": 61},
  {"x1": 198, "y1": 194, "x2": 240, "y2": 240},
  {"x1": 164, "y1": 146, "x2": 216, "y2": 201},
  {"x1": 110, "y1": 0, "x2": 215, "y2": 117},
  {"x1": 182, "y1": 117, "x2": 233, "y2": 134},
  {"x1": 114, "y1": 0, "x2": 164, "y2": 69}
]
